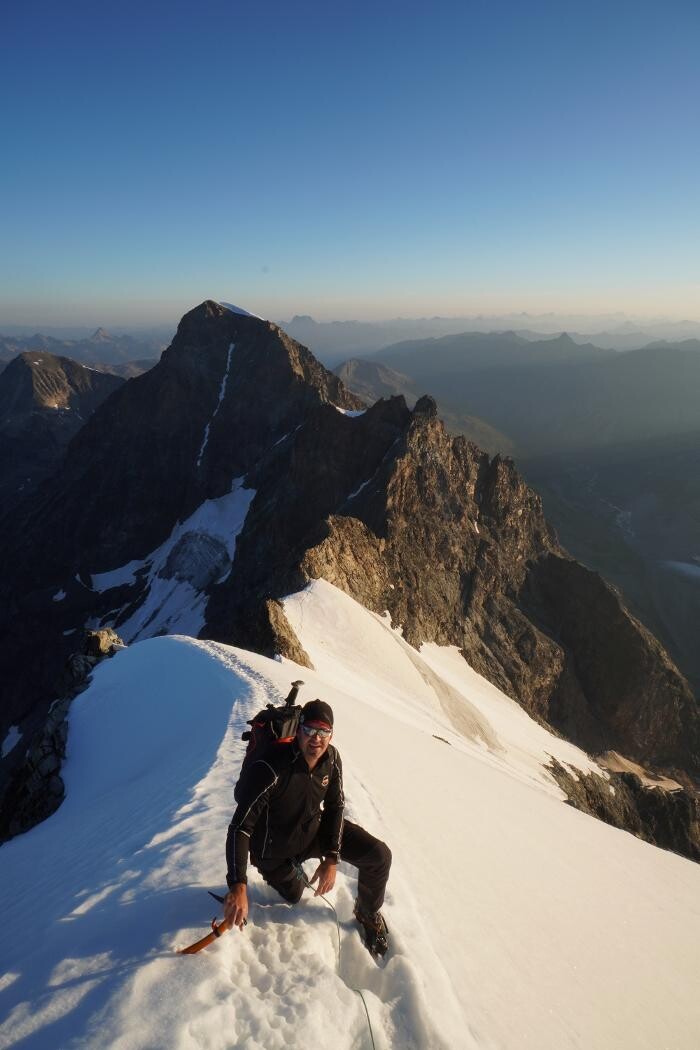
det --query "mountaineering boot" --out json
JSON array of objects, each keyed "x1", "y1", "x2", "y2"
[{"x1": 354, "y1": 899, "x2": 389, "y2": 958}]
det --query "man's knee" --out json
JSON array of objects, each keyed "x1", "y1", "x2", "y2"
[
  {"x1": 280, "y1": 879, "x2": 304, "y2": 904},
  {"x1": 377, "y1": 840, "x2": 392, "y2": 874},
  {"x1": 365, "y1": 838, "x2": 392, "y2": 875},
  {"x1": 254, "y1": 860, "x2": 304, "y2": 904}
]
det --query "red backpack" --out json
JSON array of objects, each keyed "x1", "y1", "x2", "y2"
[{"x1": 234, "y1": 681, "x2": 304, "y2": 801}]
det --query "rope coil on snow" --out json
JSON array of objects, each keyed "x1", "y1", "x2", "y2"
[{"x1": 296, "y1": 865, "x2": 377, "y2": 1050}]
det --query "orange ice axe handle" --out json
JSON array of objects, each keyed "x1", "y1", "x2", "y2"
[{"x1": 179, "y1": 916, "x2": 244, "y2": 955}]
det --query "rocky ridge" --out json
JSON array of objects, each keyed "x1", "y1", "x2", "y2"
[
  {"x1": 335, "y1": 357, "x2": 515, "y2": 454},
  {"x1": 0, "y1": 351, "x2": 124, "y2": 514}
]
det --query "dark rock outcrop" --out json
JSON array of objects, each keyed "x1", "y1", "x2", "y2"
[
  {"x1": 0, "y1": 351, "x2": 124, "y2": 514},
  {"x1": 549, "y1": 758, "x2": 700, "y2": 862},
  {"x1": 522, "y1": 556, "x2": 700, "y2": 776},
  {"x1": 0, "y1": 629, "x2": 125, "y2": 841}
]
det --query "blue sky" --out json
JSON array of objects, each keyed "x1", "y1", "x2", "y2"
[{"x1": 2, "y1": 0, "x2": 698, "y2": 324}]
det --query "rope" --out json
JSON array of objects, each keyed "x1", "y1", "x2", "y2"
[{"x1": 296, "y1": 865, "x2": 377, "y2": 1050}]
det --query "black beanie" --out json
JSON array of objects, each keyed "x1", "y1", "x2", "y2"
[{"x1": 300, "y1": 699, "x2": 334, "y2": 728}]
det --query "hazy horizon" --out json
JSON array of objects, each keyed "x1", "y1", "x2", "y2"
[
  {"x1": 1, "y1": 303, "x2": 699, "y2": 335},
  {"x1": 4, "y1": 3, "x2": 698, "y2": 330}
]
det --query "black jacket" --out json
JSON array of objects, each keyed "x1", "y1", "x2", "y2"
[{"x1": 226, "y1": 743, "x2": 344, "y2": 887}]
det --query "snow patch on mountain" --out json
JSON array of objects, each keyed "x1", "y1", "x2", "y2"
[
  {"x1": 197, "y1": 342, "x2": 235, "y2": 469},
  {"x1": 334, "y1": 405, "x2": 367, "y2": 417},
  {"x1": 346, "y1": 476, "x2": 372, "y2": 501},
  {"x1": 1, "y1": 725, "x2": 21, "y2": 758},
  {"x1": 89, "y1": 479, "x2": 255, "y2": 642},
  {"x1": 92, "y1": 559, "x2": 143, "y2": 593},
  {"x1": 219, "y1": 301, "x2": 263, "y2": 319},
  {"x1": 662, "y1": 559, "x2": 700, "y2": 581}
]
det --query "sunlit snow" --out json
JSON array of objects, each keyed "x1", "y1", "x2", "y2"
[
  {"x1": 1, "y1": 581, "x2": 698, "y2": 1049},
  {"x1": 219, "y1": 301, "x2": 263, "y2": 320}
]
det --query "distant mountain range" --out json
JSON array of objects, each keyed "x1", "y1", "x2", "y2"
[
  {"x1": 0, "y1": 328, "x2": 165, "y2": 372},
  {"x1": 367, "y1": 333, "x2": 700, "y2": 454},
  {"x1": 279, "y1": 313, "x2": 700, "y2": 364}
]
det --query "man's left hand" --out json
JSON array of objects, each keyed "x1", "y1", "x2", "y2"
[{"x1": 310, "y1": 859, "x2": 337, "y2": 896}]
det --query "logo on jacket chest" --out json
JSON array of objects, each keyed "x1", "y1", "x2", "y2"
[{"x1": 321, "y1": 775, "x2": 329, "y2": 787}]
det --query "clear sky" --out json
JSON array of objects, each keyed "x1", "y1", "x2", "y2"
[{"x1": 2, "y1": 0, "x2": 699, "y2": 325}]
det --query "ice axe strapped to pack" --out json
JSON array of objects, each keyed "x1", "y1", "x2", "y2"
[{"x1": 234, "y1": 680, "x2": 304, "y2": 801}]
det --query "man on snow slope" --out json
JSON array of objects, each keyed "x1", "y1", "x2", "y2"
[{"x1": 224, "y1": 699, "x2": 392, "y2": 954}]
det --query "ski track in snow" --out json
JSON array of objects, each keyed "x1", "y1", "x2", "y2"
[{"x1": 197, "y1": 342, "x2": 235, "y2": 469}]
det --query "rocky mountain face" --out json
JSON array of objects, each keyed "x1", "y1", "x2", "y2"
[
  {"x1": 0, "y1": 302, "x2": 362, "y2": 755},
  {"x1": 0, "y1": 351, "x2": 124, "y2": 514},
  {"x1": 356, "y1": 333, "x2": 700, "y2": 698},
  {"x1": 523, "y1": 433, "x2": 700, "y2": 697},
  {"x1": 335, "y1": 357, "x2": 418, "y2": 405},
  {"x1": 1, "y1": 301, "x2": 698, "y2": 856},
  {"x1": 216, "y1": 395, "x2": 698, "y2": 780}
]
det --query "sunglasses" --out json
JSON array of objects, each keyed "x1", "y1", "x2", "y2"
[{"x1": 300, "y1": 724, "x2": 332, "y2": 739}]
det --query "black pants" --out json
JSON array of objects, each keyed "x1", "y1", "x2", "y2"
[{"x1": 252, "y1": 820, "x2": 391, "y2": 914}]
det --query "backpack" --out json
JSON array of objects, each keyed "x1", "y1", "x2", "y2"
[{"x1": 234, "y1": 681, "x2": 304, "y2": 801}]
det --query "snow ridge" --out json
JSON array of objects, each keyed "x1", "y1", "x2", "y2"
[
  {"x1": 197, "y1": 342, "x2": 234, "y2": 469},
  {"x1": 2, "y1": 582, "x2": 699, "y2": 1049}
]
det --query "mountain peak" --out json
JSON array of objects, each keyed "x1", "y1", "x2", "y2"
[
  {"x1": 90, "y1": 327, "x2": 111, "y2": 341},
  {"x1": 413, "y1": 393, "x2": 438, "y2": 418},
  {"x1": 4, "y1": 300, "x2": 364, "y2": 576}
]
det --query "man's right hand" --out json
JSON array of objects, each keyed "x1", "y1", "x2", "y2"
[{"x1": 224, "y1": 884, "x2": 249, "y2": 929}]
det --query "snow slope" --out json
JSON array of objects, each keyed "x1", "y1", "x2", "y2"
[
  {"x1": 88, "y1": 479, "x2": 255, "y2": 643},
  {"x1": 1, "y1": 581, "x2": 699, "y2": 1049}
]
